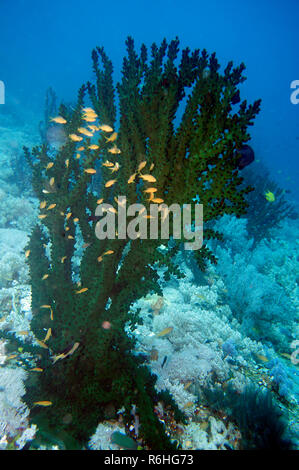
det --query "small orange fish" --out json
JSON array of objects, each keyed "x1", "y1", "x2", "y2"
[
  {"x1": 110, "y1": 162, "x2": 120, "y2": 173},
  {"x1": 75, "y1": 287, "x2": 88, "y2": 294},
  {"x1": 78, "y1": 127, "x2": 93, "y2": 137},
  {"x1": 65, "y1": 159, "x2": 69, "y2": 168},
  {"x1": 61, "y1": 256, "x2": 67, "y2": 263},
  {"x1": 38, "y1": 214, "x2": 47, "y2": 219},
  {"x1": 98, "y1": 124, "x2": 113, "y2": 132},
  {"x1": 82, "y1": 115, "x2": 97, "y2": 123},
  {"x1": 46, "y1": 162, "x2": 54, "y2": 170},
  {"x1": 88, "y1": 144, "x2": 99, "y2": 150},
  {"x1": 105, "y1": 179, "x2": 117, "y2": 188},
  {"x1": 108, "y1": 146, "x2": 121, "y2": 154},
  {"x1": 144, "y1": 187, "x2": 157, "y2": 193},
  {"x1": 44, "y1": 328, "x2": 52, "y2": 342},
  {"x1": 103, "y1": 250, "x2": 114, "y2": 255},
  {"x1": 49, "y1": 177, "x2": 55, "y2": 187},
  {"x1": 102, "y1": 160, "x2": 114, "y2": 167},
  {"x1": 73, "y1": 217, "x2": 79, "y2": 222},
  {"x1": 76, "y1": 153, "x2": 81, "y2": 159},
  {"x1": 69, "y1": 134, "x2": 83, "y2": 142},
  {"x1": 96, "y1": 198, "x2": 104, "y2": 205},
  {"x1": 184, "y1": 381, "x2": 192, "y2": 390},
  {"x1": 33, "y1": 401, "x2": 52, "y2": 407},
  {"x1": 67, "y1": 235, "x2": 74, "y2": 240},
  {"x1": 40, "y1": 201, "x2": 47, "y2": 209},
  {"x1": 149, "y1": 163, "x2": 154, "y2": 171},
  {"x1": 47, "y1": 203, "x2": 56, "y2": 210},
  {"x1": 42, "y1": 274, "x2": 49, "y2": 280},
  {"x1": 128, "y1": 173, "x2": 137, "y2": 184},
  {"x1": 31, "y1": 368, "x2": 43, "y2": 372},
  {"x1": 138, "y1": 161, "x2": 147, "y2": 172},
  {"x1": 25, "y1": 250, "x2": 31, "y2": 258},
  {"x1": 140, "y1": 174, "x2": 156, "y2": 183},
  {"x1": 78, "y1": 146, "x2": 85, "y2": 151},
  {"x1": 151, "y1": 198, "x2": 164, "y2": 203},
  {"x1": 97, "y1": 255, "x2": 103, "y2": 262},
  {"x1": 18, "y1": 331, "x2": 28, "y2": 335},
  {"x1": 156, "y1": 326, "x2": 173, "y2": 337},
  {"x1": 84, "y1": 168, "x2": 97, "y2": 174},
  {"x1": 105, "y1": 132, "x2": 117, "y2": 143},
  {"x1": 65, "y1": 213, "x2": 72, "y2": 221},
  {"x1": 82, "y1": 107, "x2": 96, "y2": 113},
  {"x1": 50, "y1": 116, "x2": 67, "y2": 124}
]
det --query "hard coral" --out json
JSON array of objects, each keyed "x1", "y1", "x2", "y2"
[{"x1": 4, "y1": 37, "x2": 260, "y2": 449}]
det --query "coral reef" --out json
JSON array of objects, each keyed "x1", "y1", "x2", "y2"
[{"x1": 2, "y1": 37, "x2": 261, "y2": 449}]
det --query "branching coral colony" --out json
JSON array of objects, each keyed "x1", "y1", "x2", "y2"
[{"x1": 2, "y1": 38, "x2": 261, "y2": 449}]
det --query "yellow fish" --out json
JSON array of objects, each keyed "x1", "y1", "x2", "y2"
[
  {"x1": 88, "y1": 125, "x2": 98, "y2": 132},
  {"x1": 49, "y1": 177, "x2": 55, "y2": 187},
  {"x1": 82, "y1": 115, "x2": 97, "y2": 123},
  {"x1": 50, "y1": 116, "x2": 67, "y2": 124},
  {"x1": 42, "y1": 274, "x2": 49, "y2": 280},
  {"x1": 110, "y1": 162, "x2": 120, "y2": 173},
  {"x1": 138, "y1": 161, "x2": 147, "y2": 172},
  {"x1": 88, "y1": 145, "x2": 99, "y2": 150},
  {"x1": 151, "y1": 198, "x2": 164, "y2": 203},
  {"x1": 128, "y1": 173, "x2": 137, "y2": 184},
  {"x1": 103, "y1": 250, "x2": 114, "y2": 255},
  {"x1": 38, "y1": 214, "x2": 47, "y2": 219},
  {"x1": 65, "y1": 159, "x2": 69, "y2": 168},
  {"x1": 47, "y1": 203, "x2": 56, "y2": 210},
  {"x1": 78, "y1": 127, "x2": 93, "y2": 137},
  {"x1": 265, "y1": 191, "x2": 275, "y2": 202},
  {"x1": 40, "y1": 201, "x2": 47, "y2": 209},
  {"x1": 46, "y1": 162, "x2": 54, "y2": 170},
  {"x1": 25, "y1": 250, "x2": 31, "y2": 258},
  {"x1": 44, "y1": 328, "x2": 52, "y2": 342},
  {"x1": 78, "y1": 146, "x2": 85, "y2": 151},
  {"x1": 105, "y1": 179, "x2": 117, "y2": 188},
  {"x1": 97, "y1": 198, "x2": 104, "y2": 204},
  {"x1": 156, "y1": 326, "x2": 173, "y2": 337},
  {"x1": 140, "y1": 174, "x2": 156, "y2": 183},
  {"x1": 149, "y1": 163, "x2": 154, "y2": 171},
  {"x1": 73, "y1": 217, "x2": 79, "y2": 222},
  {"x1": 69, "y1": 134, "x2": 83, "y2": 142},
  {"x1": 84, "y1": 168, "x2": 97, "y2": 174},
  {"x1": 75, "y1": 287, "x2": 88, "y2": 294},
  {"x1": 33, "y1": 401, "x2": 52, "y2": 407},
  {"x1": 108, "y1": 146, "x2": 121, "y2": 154},
  {"x1": 31, "y1": 368, "x2": 43, "y2": 372},
  {"x1": 82, "y1": 107, "x2": 96, "y2": 113},
  {"x1": 66, "y1": 212, "x2": 72, "y2": 220},
  {"x1": 102, "y1": 160, "x2": 114, "y2": 167},
  {"x1": 254, "y1": 353, "x2": 269, "y2": 363},
  {"x1": 98, "y1": 124, "x2": 113, "y2": 132},
  {"x1": 18, "y1": 330, "x2": 28, "y2": 335},
  {"x1": 144, "y1": 187, "x2": 157, "y2": 193},
  {"x1": 105, "y1": 132, "x2": 118, "y2": 143},
  {"x1": 61, "y1": 256, "x2": 67, "y2": 263}
]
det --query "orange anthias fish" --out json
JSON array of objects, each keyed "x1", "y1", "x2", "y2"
[
  {"x1": 105, "y1": 179, "x2": 117, "y2": 188},
  {"x1": 98, "y1": 124, "x2": 113, "y2": 132},
  {"x1": 156, "y1": 326, "x2": 173, "y2": 337},
  {"x1": 75, "y1": 287, "x2": 88, "y2": 294},
  {"x1": 140, "y1": 174, "x2": 156, "y2": 183},
  {"x1": 33, "y1": 401, "x2": 52, "y2": 407},
  {"x1": 50, "y1": 116, "x2": 67, "y2": 124}
]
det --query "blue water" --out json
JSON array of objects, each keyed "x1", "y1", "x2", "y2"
[{"x1": 0, "y1": 0, "x2": 298, "y2": 451}]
